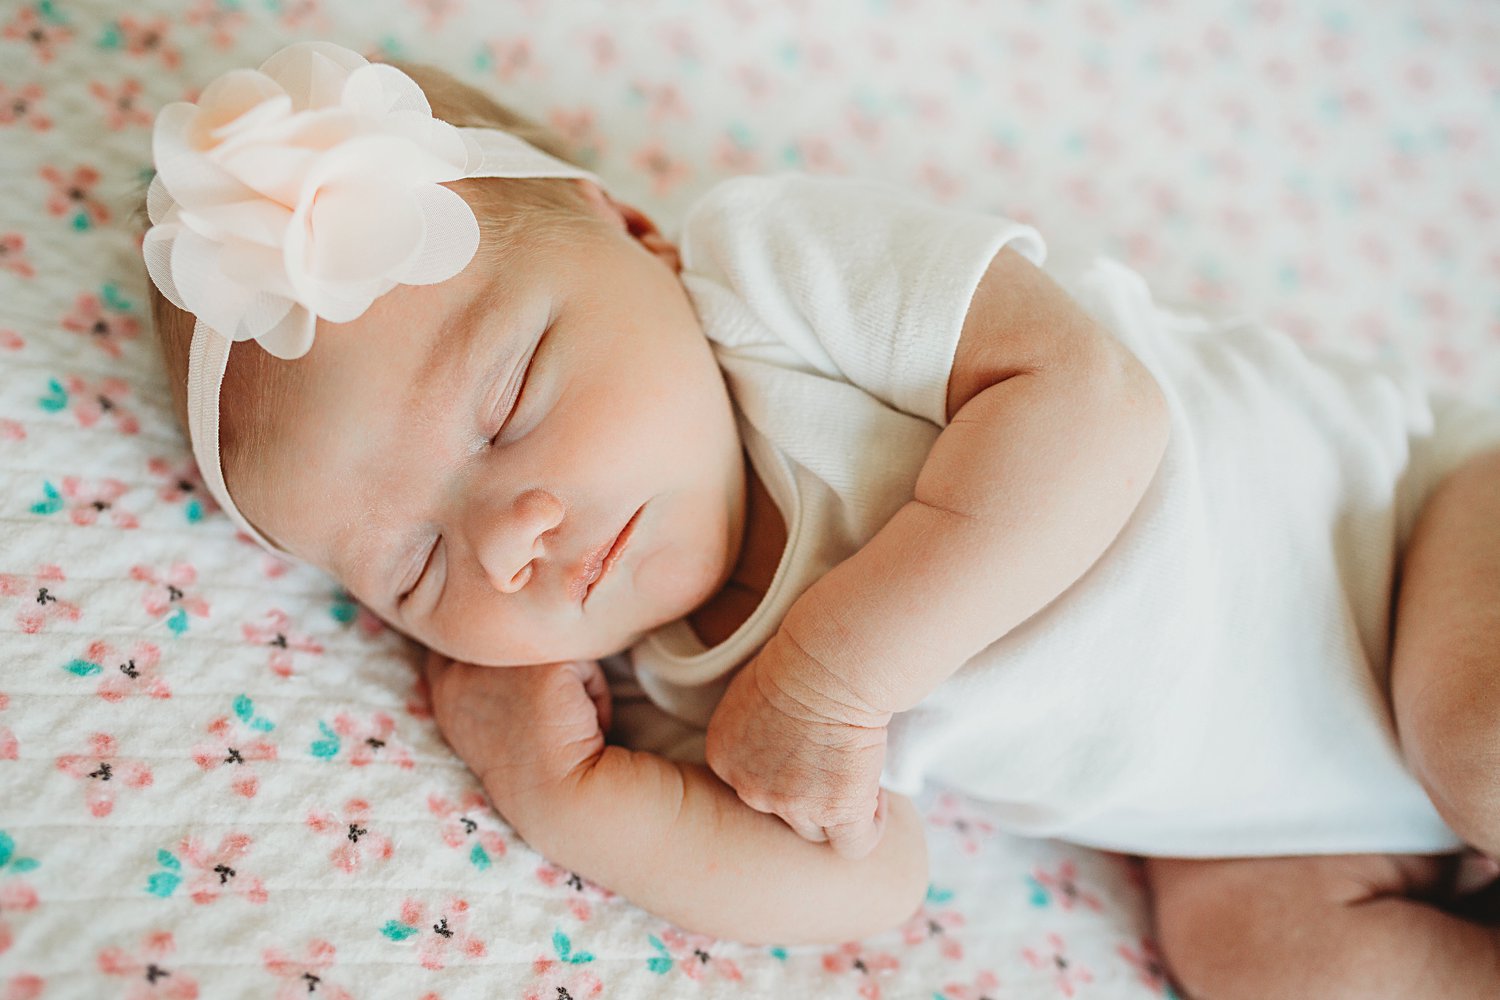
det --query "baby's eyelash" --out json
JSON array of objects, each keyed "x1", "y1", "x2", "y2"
[{"x1": 397, "y1": 538, "x2": 438, "y2": 605}]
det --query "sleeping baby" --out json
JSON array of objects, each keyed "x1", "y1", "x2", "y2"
[{"x1": 141, "y1": 43, "x2": 1500, "y2": 999}]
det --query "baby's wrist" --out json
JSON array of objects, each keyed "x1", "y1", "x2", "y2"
[{"x1": 762, "y1": 622, "x2": 894, "y2": 728}]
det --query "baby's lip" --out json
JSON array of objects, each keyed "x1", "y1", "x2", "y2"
[{"x1": 569, "y1": 504, "x2": 642, "y2": 605}]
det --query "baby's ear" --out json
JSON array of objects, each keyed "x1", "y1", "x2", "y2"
[{"x1": 577, "y1": 181, "x2": 681, "y2": 273}]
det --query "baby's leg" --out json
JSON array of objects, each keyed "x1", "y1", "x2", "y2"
[
  {"x1": 1388, "y1": 446, "x2": 1500, "y2": 855},
  {"x1": 1147, "y1": 853, "x2": 1500, "y2": 999}
]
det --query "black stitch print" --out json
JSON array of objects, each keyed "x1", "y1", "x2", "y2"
[
  {"x1": 177, "y1": 479, "x2": 195, "y2": 493},
  {"x1": 145, "y1": 964, "x2": 169, "y2": 984},
  {"x1": 214, "y1": 864, "x2": 235, "y2": 885},
  {"x1": 119, "y1": 659, "x2": 138, "y2": 678},
  {"x1": 302, "y1": 971, "x2": 320, "y2": 992},
  {"x1": 166, "y1": 585, "x2": 183, "y2": 602},
  {"x1": 565, "y1": 873, "x2": 583, "y2": 892},
  {"x1": 98, "y1": 395, "x2": 115, "y2": 412},
  {"x1": 270, "y1": 633, "x2": 288, "y2": 649},
  {"x1": 556, "y1": 988, "x2": 573, "y2": 1000},
  {"x1": 224, "y1": 748, "x2": 243, "y2": 765},
  {"x1": 347, "y1": 823, "x2": 366, "y2": 844},
  {"x1": 36, "y1": 587, "x2": 55, "y2": 605},
  {"x1": 432, "y1": 917, "x2": 453, "y2": 938},
  {"x1": 88, "y1": 762, "x2": 112, "y2": 781},
  {"x1": 693, "y1": 948, "x2": 710, "y2": 964},
  {"x1": 91, "y1": 500, "x2": 110, "y2": 512},
  {"x1": 460, "y1": 816, "x2": 477, "y2": 835},
  {"x1": 365, "y1": 737, "x2": 384, "y2": 751}
]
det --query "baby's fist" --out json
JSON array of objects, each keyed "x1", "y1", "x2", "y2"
[{"x1": 704, "y1": 626, "x2": 893, "y2": 860}]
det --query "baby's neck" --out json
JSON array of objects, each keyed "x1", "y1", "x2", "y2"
[{"x1": 687, "y1": 458, "x2": 786, "y2": 649}]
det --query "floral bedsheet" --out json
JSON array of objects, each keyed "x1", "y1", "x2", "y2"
[{"x1": 1, "y1": 1, "x2": 1496, "y2": 997}]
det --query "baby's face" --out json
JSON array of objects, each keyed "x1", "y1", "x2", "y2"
[{"x1": 237, "y1": 183, "x2": 748, "y2": 666}]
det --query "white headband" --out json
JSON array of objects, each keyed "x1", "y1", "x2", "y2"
[{"x1": 141, "y1": 41, "x2": 599, "y2": 555}]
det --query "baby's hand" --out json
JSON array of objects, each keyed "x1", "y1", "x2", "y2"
[
  {"x1": 423, "y1": 651, "x2": 612, "y2": 820},
  {"x1": 705, "y1": 625, "x2": 893, "y2": 860}
]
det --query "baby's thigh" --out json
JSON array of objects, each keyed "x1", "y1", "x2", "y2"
[{"x1": 1145, "y1": 853, "x2": 1455, "y2": 998}]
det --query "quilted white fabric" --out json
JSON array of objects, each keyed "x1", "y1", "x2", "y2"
[{"x1": 1, "y1": 1, "x2": 1496, "y2": 997}]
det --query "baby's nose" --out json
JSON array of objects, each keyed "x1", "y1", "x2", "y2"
[{"x1": 471, "y1": 488, "x2": 564, "y2": 594}]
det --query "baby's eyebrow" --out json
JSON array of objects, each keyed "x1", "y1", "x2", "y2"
[{"x1": 407, "y1": 277, "x2": 511, "y2": 412}]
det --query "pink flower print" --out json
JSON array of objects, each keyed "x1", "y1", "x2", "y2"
[
  {"x1": 106, "y1": 16, "x2": 180, "y2": 69},
  {"x1": 928, "y1": 792, "x2": 998, "y2": 855},
  {"x1": 936, "y1": 969, "x2": 1000, "y2": 1000},
  {"x1": 0, "y1": 872, "x2": 41, "y2": 957},
  {"x1": 68, "y1": 639, "x2": 170, "y2": 702},
  {"x1": 3, "y1": 974, "x2": 45, "y2": 999},
  {"x1": 263, "y1": 938, "x2": 354, "y2": 1000},
  {"x1": 322, "y1": 711, "x2": 414, "y2": 769},
  {"x1": 274, "y1": 0, "x2": 327, "y2": 30},
  {"x1": 547, "y1": 107, "x2": 604, "y2": 166},
  {"x1": 0, "y1": 83, "x2": 50, "y2": 131},
  {"x1": 241, "y1": 609, "x2": 323, "y2": 678},
  {"x1": 2, "y1": 6, "x2": 73, "y2": 64},
  {"x1": 380, "y1": 897, "x2": 487, "y2": 970},
  {"x1": 89, "y1": 78, "x2": 151, "y2": 130},
  {"x1": 1022, "y1": 933, "x2": 1094, "y2": 998},
  {"x1": 0, "y1": 564, "x2": 81, "y2": 633},
  {"x1": 98, "y1": 930, "x2": 199, "y2": 999},
  {"x1": 147, "y1": 457, "x2": 217, "y2": 522},
  {"x1": 627, "y1": 80, "x2": 689, "y2": 125},
  {"x1": 131, "y1": 563, "x2": 210, "y2": 635},
  {"x1": 900, "y1": 904, "x2": 965, "y2": 961},
  {"x1": 63, "y1": 374, "x2": 140, "y2": 433},
  {"x1": 822, "y1": 941, "x2": 901, "y2": 1000},
  {"x1": 631, "y1": 140, "x2": 691, "y2": 198},
  {"x1": 786, "y1": 134, "x2": 849, "y2": 174},
  {"x1": 535, "y1": 861, "x2": 614, "y2": 921},
  {"x1": 1118, "y1": 937, "x2": 1179, "y2": 997},
  {"x1": 712, "y1": 129, "x2": 761, "y2": 173},
  {"x1": 61, "y1": 288, "x2": 139, "y2": 356},
  {"x1": 918, "y1": 162, "x2": 965, "y2": 203},
  {"x1": 184, "y1": 0, "x2": 248, "y2": 49},
  {"x1": 428, "y1": 791, "x2": 507, "y2": 870},
  {"x1": 0, "y1": 420, "x2": 24, "y2": 444},
  {"x1": 650, "y1": 928, "x2": 744, "y2": 983},
  {"x1": 306, "y1": 799, "x2": 394, "y2": 874},
  {"x1": 40, "y1": 164, "x2": 111, "y2": 230},
  {"x1": 0, "y1": 827, "x2": 41, "y2": 959},
  {"x1": 192, "y1": 706, "x2": 277, "y2": 798},
  {"x1": 480, "y1": 37, "x2": 536, "y2": 82},
  {"x1": 0, "y1": 234, "x2": 34, "y2": 278},
  {"x1": 0, "y1": 691, "x2": 17, "y2": 760},
  {"x1": 56, "y1": 733, "x2": 153, "y2": 817},
  {"x1": 51, "y1": 477, "x2": 140, "y2": 529},
  {"x1": 408, "y1": 0, "x2": 460, "y2": 29},
  {"x1": 1030, "y1": 858, "x2": 1104, "y2": 913},
  {"x1": 175, "y1": 832, "x2": 268, "y2": 905},
  {"x1": 524, "y1": 958, "x2": 602, "y2": 1000}
]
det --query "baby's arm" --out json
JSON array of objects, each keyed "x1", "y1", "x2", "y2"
[
  {"x1": 424, "y1": 653, "x2": 928, "y2": 945},
  {"x1": 708, "y1": 248, "x2": 1172, "y2": 848}
]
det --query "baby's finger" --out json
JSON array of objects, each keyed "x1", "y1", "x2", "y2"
[
  {"x1": 824, "y1": 789, "x2": 889, "y2": 861},
  {"x1": 563, "y1": 659, "x2": 613, "y2": 733}
]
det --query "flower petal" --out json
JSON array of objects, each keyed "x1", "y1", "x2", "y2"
[
  {"x1": 254, "y1": 304, "x2": 316, "y2": 359},
  {"x1": 258, "y1": 41, "x2": 366, "y2": 113},
  {"x1": 142, "y1": 224, "x2": 184, "y2": 310},
  {"x1": 194, "y1": 69, "x2": 289, "y2": 146},
  {"x1": 154, "y1": 101, "x2": 261, "y2": 211},
  {"x1": 392, "y1": 183, "x2": 480, "y2": 286},
  {"x1": 306, "y1": 179, "x2": 423, "y2": 284},
  {"x1": 342, "y1": 62, "x2": 431, "y2": 118}
]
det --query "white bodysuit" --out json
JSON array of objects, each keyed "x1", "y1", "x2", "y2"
[{"x1": 618, "y1": 171, "x2": 1500, "y2": 858}]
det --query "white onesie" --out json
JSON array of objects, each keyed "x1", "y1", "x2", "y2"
[{"x1": 618, "y1": 171, "x2": 1500, "y2": 859}]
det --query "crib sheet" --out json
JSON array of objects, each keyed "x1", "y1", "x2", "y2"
[{"x1": 2, "y1": 1, "x2": 1497, "y2": 997}]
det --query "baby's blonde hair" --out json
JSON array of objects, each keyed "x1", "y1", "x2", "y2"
[{"x1": 143, "y1": 61, "x2": 596, "y2": 496}]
